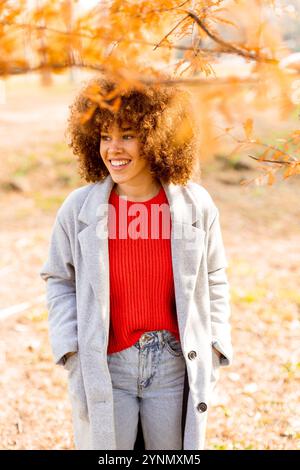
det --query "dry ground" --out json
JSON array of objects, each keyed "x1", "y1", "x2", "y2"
[{"x1": 0, "y1": 75, "x2": 299, "y2": 450}]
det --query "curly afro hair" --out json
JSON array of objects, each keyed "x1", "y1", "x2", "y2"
[{"x1": 66, "y1": 73, "x2": 200, "y2": 185}]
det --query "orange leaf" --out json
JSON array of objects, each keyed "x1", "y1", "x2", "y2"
[
  {"x1": 80, "y1": 103, "x2": 97, "y2": 125},
  {"x1": 267, "y1": 171, "x2": 275, "y2": 185},
  {"x1": 243, "y1": 118, "x2": 253, "y2": 140}
]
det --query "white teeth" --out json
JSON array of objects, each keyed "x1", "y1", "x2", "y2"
[{"x1": 110, "y1": 160, "x2": 130, "y2": 167}]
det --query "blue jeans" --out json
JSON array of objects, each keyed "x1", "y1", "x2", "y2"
[{"x1": 107, "y1": 329, "x2": 186, "y2": 450}]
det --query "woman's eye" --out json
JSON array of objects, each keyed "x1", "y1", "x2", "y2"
[{"x1": 100, "y1": 134, "x2": 135, "y2": 141}]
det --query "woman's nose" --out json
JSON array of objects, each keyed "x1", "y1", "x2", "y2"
[
  {"x1": 109, "y1": 138, "x2": 123, "y2": 149},
  {"x1": 107, "y1": 141, "x2": 124, "y2": 156}
]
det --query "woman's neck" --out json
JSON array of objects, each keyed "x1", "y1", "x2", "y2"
[{"x1": 114, "y1": 180, "x2": 161, "y2": 202}]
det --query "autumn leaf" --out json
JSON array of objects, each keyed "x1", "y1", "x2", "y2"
[
  {"x1": 243, "y1": 118, "x2": 253, "y2": 140},
  {"x1": 267, "y1": 170, "x2": 275, "y2": 185},
  {"x1": 283, "y1": 166, "x2": 293, "y2": 179},
  {"x1": 79, "y1": 103, "x2": 97, "y2": 125}
]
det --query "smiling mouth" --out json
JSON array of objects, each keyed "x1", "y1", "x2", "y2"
[{"x1": 109, "y1": 159, "x2": 132, "y2": 169}]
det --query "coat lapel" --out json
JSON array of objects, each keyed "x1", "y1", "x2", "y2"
[
  {"x1": 78, "y1": 176, "x2": 115, "y2": 334},
  {"x1": 77, "y1": 175, "x2": 206, "y2": 342},
  {"x1": 161, "y1": 181, "x2": 206, "y2": 337}
]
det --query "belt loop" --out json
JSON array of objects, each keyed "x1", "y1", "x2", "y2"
[
  {"x1": 161, "y1": 329, "x2": 168, "y2": 345},
  {"x1": 158, "y1": 330, "x2": 163, "y2": 344}
]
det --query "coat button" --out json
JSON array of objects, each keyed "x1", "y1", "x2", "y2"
[
  {"x1": 197, "y1": 402, "x2": 207, "y2": 413},
  {"x1": 188, "y1": 350, "x2": 197, "y2": 360}
]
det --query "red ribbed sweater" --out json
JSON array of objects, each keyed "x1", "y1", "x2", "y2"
[{"x1": 107, "y1": 185, "x2": 180, "y2": 354}]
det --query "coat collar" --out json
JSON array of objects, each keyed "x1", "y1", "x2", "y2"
[{"x1": 78, "y1": 174, "x2": 200, "y2": 227}]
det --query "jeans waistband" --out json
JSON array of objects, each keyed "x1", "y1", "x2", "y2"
[{"x1": 134, "y1": 329, "x2": 175, "y2": 350}]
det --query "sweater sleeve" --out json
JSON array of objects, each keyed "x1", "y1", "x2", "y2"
[{"x1": 39, "y1": 215, "x2": 78, "y2": 366}]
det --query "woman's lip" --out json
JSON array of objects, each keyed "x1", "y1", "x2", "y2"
[{"x1": 109, "y1": 160, "x2": 132, "y2": 171}]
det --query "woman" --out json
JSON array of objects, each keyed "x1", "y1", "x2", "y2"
[{"x1": 40, "y1": 73, "x2": 233, "y2": 450}]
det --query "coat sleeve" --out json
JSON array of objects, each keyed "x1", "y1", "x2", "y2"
[
  {"x1": 39, "y1": 215, "x2": 78, "y2": 366},
  {"x1": 207, "y1": 207, "x2": 233, "y2": 367}
]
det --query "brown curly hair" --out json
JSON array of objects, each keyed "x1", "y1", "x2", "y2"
[{"x1": 66, "y1": 73, "x2": 200, "y2": 185}]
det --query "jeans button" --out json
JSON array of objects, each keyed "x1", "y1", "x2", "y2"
[{"x1": 141, "y1": 333, "x2": 151, "y2": 343}]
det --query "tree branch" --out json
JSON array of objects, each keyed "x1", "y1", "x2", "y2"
[
  {"x1": 0, "y1": 19, "x2": 279, "y2": 64},
  {"x1": 0, "y1": 60, "x2": 260, "y2": 87},
  {"x1": 248, "y1": 155, "x2": 300, "y2": 165},
  {"x1": 185, "y1": 9, "x2": 279, "y2": 65},
  {"x1": 153, "y1": 14, "x2": 189, "y2": 50}
]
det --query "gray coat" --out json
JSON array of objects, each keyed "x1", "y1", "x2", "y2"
[{"x1": 39, "y1": 174, "x2": 233, "y2": 450}]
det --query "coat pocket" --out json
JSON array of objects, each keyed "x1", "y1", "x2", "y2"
[
  {"x1": 64, "y1": 352, "x2": 88, "y2": 420},
  {"x1": 211, "y1": 346, "x2": 221, "y2": 384}
]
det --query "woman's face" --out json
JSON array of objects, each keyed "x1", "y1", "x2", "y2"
[{"x1": 99, "y1": 122, "x2": 151, "y2": 185}]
